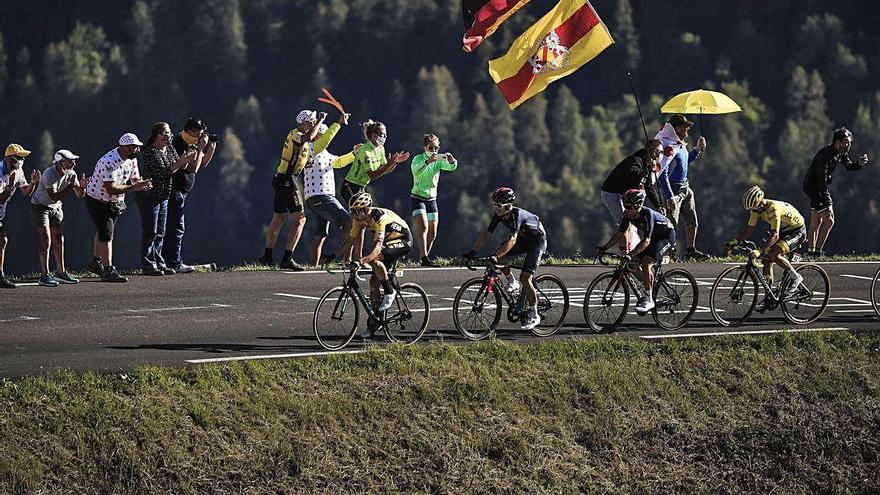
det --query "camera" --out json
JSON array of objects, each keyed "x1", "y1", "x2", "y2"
[{"x1": 207, "y1": 133, "x2": 220, "y2": 143}]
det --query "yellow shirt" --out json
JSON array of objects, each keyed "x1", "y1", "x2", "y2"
[
  {"x1": 275, "y1": 123, "x2": 341, "y2": 175},
  {"x1": 350, "y1": 207, "x2": 409, "y2": 243},
  {"x1": 748, "y1": 199, "x2": 805, "y2": 231}
]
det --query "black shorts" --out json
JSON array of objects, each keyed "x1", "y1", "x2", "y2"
[
  {"x1": 638, "y1": 230, "x2": 676, "y2": 262},
  {"x1": 503, "y1": 234, "x2": 548, "y2": 275},
  {"x1": 272, "y1": 174, "x2": 303, "y2": 214},
  {"x1": 805, "y1": 188, "x2": 832, "y2": 212},
  {"x1": 339, "y1": 180, "x2": 366, "y2": 209},
  {"x1": 777, "y1": 226, "x2": 807, "y2": 254},
  {"x1": 411, "y1": 196, "x2": 438, "y2": 215},
  {"x1": 379, "y1": 230, "x2": 413, "y2": 270},
  {"x1": 85, "y1": 195, "x2": 123, "y2": 242}
]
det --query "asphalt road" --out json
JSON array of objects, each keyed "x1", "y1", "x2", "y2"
[{"x1": 1, "y1": 261, "x2": 879, "y2": 379}]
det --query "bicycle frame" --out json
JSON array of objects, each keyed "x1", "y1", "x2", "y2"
[
  {"x1": 727, "y1": 241, "x2": 795, "y2": 309},
  {"x1": 599, "y1": 254, "x2": 679, "y2": 310},
  {"x1": 469, "y1": 259, "x2": 530, "y2": 321}
]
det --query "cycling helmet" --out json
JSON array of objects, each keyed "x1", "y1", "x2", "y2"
[
  {"x1": 742, "y1": 185, "x2": 764, "y2": 210},
  {"x1": 491, "y1": 187, "x2": 516, "y2": 204},
  {"x1": 349, "y1": 191, "x2": 373, "y2": 209},
  {"x1": 622, "y1": 188, "x2": 646, "y2": 206}
]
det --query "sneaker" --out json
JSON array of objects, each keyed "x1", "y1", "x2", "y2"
[
  {"x1": 175, "y1": 264, "x2": 195, "y2": 274},
  {"x1": 686, "y1": 248, "x2": 711, "y2": 262},
  {"x1": 784, "y1": 275, "x2": 804, "y2": 298},
  {"x1": 161, "y1": 267, "x2": 176, "y2": 275},
  {"x1": 635, "y1": 297, "x2": 655, "y2": 313},
  {"x1": 420, "y1": 256, "x2": 436, "y2": 267},
  {"x1": 87, "y1": 258, "x2": 103, "y2": 276},
  {"x1": 0, "y1": 275, "x2": 15, "y2": 289},
  {"x1": 38, "y1": 274, "x2": 60, "y2": 287},
  {"x1": 55, "y1": 271, "x2": 79, "y2": 284},
  {"x1": 279, "y1": 259, "x2": 305, "y2": 271},
  {"x1": 379, "y1": 291, "x2": 397, "y2": 311},
  {"x1": 142, "y1": 267, "x2": 164, "y2": 276},
  {"x1": 101, "y1": 266, "x2": 128, "y2": 283},
  {"x1": 521, "y1": 312, "x2": 541, "y2": 330},
  {"x1": 506, "y1": 277, "x2": 521, "y2": 293},
  {"x1": 258, "y1": 254, "x2": 273, "y2": 266}
]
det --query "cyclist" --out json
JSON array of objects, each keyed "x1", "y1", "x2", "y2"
[
  {"x1": 331, "y1": 192, "x2": 412, "y2": 312},
  {"x1": 462, "y1": 187, "x2": 547, "y2": 331},
  {"x1": 726, "y1": 186, "x2": 806, "y2": 310},
  {"x1": 595, "y1": 189, "x2": 675, "y2": 313}
]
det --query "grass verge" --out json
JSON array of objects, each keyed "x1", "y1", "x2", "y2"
[{"x1": 2, "y1": 332, "x2": 879, "y2": 494}]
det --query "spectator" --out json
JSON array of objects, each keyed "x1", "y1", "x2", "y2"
[
  {"x1": 85, "y1": 133, "x2": 153, "y2": 283},
  {"x1": 410, "y1": 133, "x2": 458, "y2": 267},
  {"x1": 137, "y1": 122, "x2": 198, "y2": 276},
  {"x1": 803, "y1": 127, "x2": 869, "y2": 257},
  {"x1": 339, "y1": 120, "x2": 410, "y2": 257},
  {"x1": 0, "y1": 144, "x2": 40, "y2": 288},
  {"x1": 31, "y1": 149, "x2": 88, "y2": 287},
  {"x1": 600, "y1": 139, "x2": 663, "y2": 252},
  {"x1": 166, "y1": 118, "x2": 217, "y2": 273},
  {"x1": 655, "y1": 114, "x2": 709, "y2": 261},
  {"x1": 304, "y1": 123, "x2": 357, "y2": 266},
  {"x1": 261, "y1": 109, "x2": 347, "y2": 270}
]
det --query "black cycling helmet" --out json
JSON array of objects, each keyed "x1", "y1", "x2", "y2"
[
  {"x1": 491, "y1": 187, "x2": 516, "y2": 204},
  {"x1": 622, "y1": 188, "x2": 646, "y2": 206}
]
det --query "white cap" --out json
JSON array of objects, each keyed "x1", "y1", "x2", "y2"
[
  {"x1": 317, "y1": 123, "x2": 329, "y2": 134},
  {"x1": 53, "y1": 149, "x2": 80, "y2": 162},
  {"x1": 119, "y1": 133, "x2": 144, "y2": 146},
  {"x1": 296, "y1": 110, "x2": 317, "y2": 124}
]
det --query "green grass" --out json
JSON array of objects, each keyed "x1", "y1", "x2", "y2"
[{"x1": 2, "y1": 333, "x2": 879, "y2": 494}]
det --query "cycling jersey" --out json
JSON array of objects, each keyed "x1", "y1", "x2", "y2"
[
  {"x1": 747, "y1": 200, "x2": 804, "y2": 231},
  {"x1": 619, "y1": 206, "x2": 673, "y2": 242},
  {"x1": 350, "y1": 207, "x2": 410, "y2": 244},
  {"x1": 411, "y1": 152, "x2": 457, "y2": 200},
  {"x1": 345, "y1": 140, "x2": 386, "y2": 187},
  {"x1": 276, "y1": 123, "x2": 341, "y2": 176},
  {"x1": 487, "y1": 206, "x2": 545, "y2": 239}
]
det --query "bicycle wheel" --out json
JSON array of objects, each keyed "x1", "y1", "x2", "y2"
[
  {"x1": 313, "y1": 287, "x2": 359, "y2": 350},
  {"x1": 652, "y1": 268, "x2": 699, "y2": 330},
  {"x1": 872, "y1": 267, "x2": 880, "y2": 317},
  {"x1": 583, "y1": 272, "x2": 630, "y2": 333},
  {"x1": 453, "y1": 277, "x2": 502, "y2": 341},
  {"x1": 383, "y1": 282, "x2": 430, "y2": 344},
  {"x1": 710, "y1": 265, "x2": 759, "y2": 327},
  {"x1": 531, "y1": 273, "x2": 570, "y2": 337},
  {"x1": 782, "y1": 264, "x2": 830, "y2": 325}
]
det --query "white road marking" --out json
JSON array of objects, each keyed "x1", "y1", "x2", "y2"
[
  {"x1": 640, "y1": 327, "x2": 850, "y2": 339},
  {"x1": 186, "y1": 349, "x2": 366, "y2": 364},
  {"x1": 840, "y1": 274, "x2": 874, "y2": 281},
  {"x1": 274, "y1": 293, "x2": 321, "y2": 301},
  {"x1": 286, "y1": 266, "x2": 470, "y2": 275},
  {"x1": 0, "y1": 316, "x2": 40, "y2": 323},
  {"x1": 126, "y1": 303, "x2": 231, "y2": 313},
  {"x1": 834, "y1": 309, "x2": 877, "y2": 314}
]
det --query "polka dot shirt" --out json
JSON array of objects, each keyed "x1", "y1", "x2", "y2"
[{"x1": 86, "y1": 148, "x2": 141, "y2": 203}]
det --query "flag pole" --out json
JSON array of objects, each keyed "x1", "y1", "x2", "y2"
[{"x1": 611, "y1": 42, "x2": 649, "y2": 143}]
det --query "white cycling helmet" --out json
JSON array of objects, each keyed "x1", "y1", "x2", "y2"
[
  {"x1": 349, "y1": 191, "x2": 373, "y2": 209},
  {"x1": 742, "y1": 185, "x2": 765, "y2": 210}
]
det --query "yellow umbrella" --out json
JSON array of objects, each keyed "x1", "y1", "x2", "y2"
[{"x1": 660, "y1": 89, "x2": 742, "y2": 134}]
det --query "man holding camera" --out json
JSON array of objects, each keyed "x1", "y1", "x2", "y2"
[
  {"x1": 0, "y1": 144, "x2": 41, "y2": 288},
  {"x1": 166, "y1": 118, "x2": 217, "y2": 273},
  {"x1": 85, "y1": 133, "x2": 153, "y2": 283}
]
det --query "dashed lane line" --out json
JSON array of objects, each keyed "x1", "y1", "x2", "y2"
[{"x1": 125, "y1": 304, "x2": 232, "y2": 313}]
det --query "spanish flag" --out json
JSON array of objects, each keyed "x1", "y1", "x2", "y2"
[
  {"x1": 488, "y1": 0, "x2": 613, "y2": 109},
  {"x1": 463, "y1": 0, "x2": 534, "y2": 53}
]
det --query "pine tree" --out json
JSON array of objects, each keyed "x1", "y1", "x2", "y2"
[
  {"x1": 777, "y1": 67, "x2": 829, "y2": 196},
  {"x1": 408, "y1": 66, "x2": 462, "y2": 145},
  {"x1": 44, "y1": 23, "x2": 124, "y2": 99},
  {"x1": 613, "y1": 0, "x2": 640, "y2": 70},
  {"x1": 550, "y1": 85, "x2": 587, "y2": 173},
  {"x1": 36, "y1": 130, "x2": 54, "y2": 170},
  {"x1": 514, "y1": 93, "x2": 550, "y2": 163}
]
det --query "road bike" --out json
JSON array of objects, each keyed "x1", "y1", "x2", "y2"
[
  {"x1": 870, "y1": 265, "x2": 880, "y2": 317},
  {"x1": 709, "y1": 240, "x2": 830, "y2": 326},
  {"x1": 583, "y1": 252, "x2": 699, "y2": 332},
  {"x1": 452, "y1": 256, "x2": 569, "y2": 340},
  {"x1": 313, "y1": 261, "x2": 430, "y2": 350}
]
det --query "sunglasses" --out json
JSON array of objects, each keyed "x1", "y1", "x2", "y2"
[
  {"x1": 426, "y1": 146, "x2": 440, "y2": 152},
  {"x1": 624, "y1": 203, "x2": 642, "y2": 210},
  {"x1": 492, "y1": 202, "x2": 511, "y2": 209},
  {"x1": 351, "y1": 208, "x2": 368, "y2": 217}
]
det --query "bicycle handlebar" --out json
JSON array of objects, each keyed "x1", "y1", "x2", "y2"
[
  {"x1": 595, "y1": 252, "x2": 630, "y2": 266},
  {"x1": 462, "y1": 256, "x2": 508, "y2": 271}
]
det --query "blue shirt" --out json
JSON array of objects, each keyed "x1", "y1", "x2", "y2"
[
  {"x1": 658, "y1": 147, "x2": 701, "y2": 197},
  {"x1": 619, "y1": 207, "x2": 673, "y2": 242}
]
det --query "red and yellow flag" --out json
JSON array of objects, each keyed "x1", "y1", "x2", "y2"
[
  {"x1": 488, "y1": 0, "x2": 613, "y2": 109},
  {"x1": 462, "y1": 0, "x2": 534, "y2": 53}
]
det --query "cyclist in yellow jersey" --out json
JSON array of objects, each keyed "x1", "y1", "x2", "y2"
[
  {"x1": 726, "y1": 186, "x2": 806, "y2": 307},
  {"x1": 332, "y1": 192, "x2": 412, "y2": 311}
]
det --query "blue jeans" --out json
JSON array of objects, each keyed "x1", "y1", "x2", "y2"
[
  {"x1": 306, "y1": 194, "x2": 350, "y2": 237},
  {"x1": 163, "y1": 189, "x2": 187, "y2": 268},
  {"x1": 136, "y1": 193, "x2": 169, "y2": 270}
]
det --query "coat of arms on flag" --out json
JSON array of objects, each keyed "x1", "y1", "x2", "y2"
[{"x1": 529, "y1": 30, "x2": 570, "y2": 74}]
